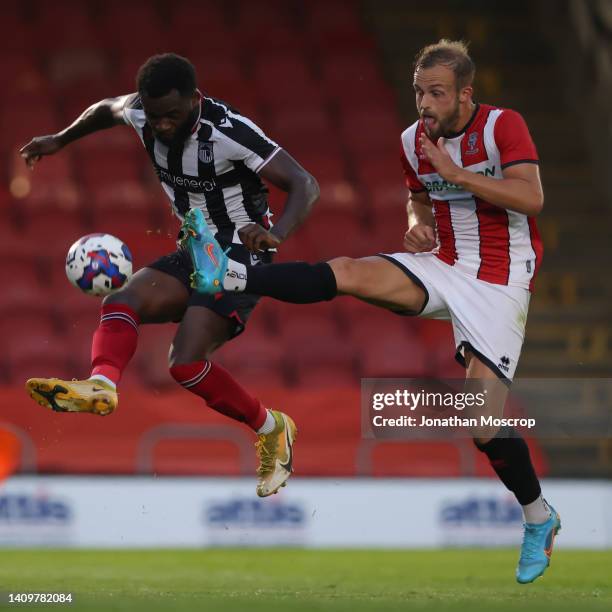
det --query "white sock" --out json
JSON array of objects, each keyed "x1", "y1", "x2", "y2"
[
  {"x1": 89, "y1": 375, "x2": 116, "y2": 391},
  {"x1": 256, "y1": 410, "x2": 276, "y2": 435},
  {"x1": 522, "y1": 495, "x2": 551, "y2": 524},
  {"x1": 223, "y1": 258, "x2": 248, "y2": 292}
]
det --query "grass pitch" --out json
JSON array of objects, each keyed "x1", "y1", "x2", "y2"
[{"x1": 0, "y1": 549, "x2": 610, "y2": 611}]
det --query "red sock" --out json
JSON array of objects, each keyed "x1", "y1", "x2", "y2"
[
  {"x1": 90, "y1": 304, "x2": 139, "y2": 385},
  {"x1": 170, "y1": 361, "x2": 267, "y2": 430}
]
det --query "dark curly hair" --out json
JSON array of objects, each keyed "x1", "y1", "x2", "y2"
[{"x1": 136, "y1": 53, "x2": 197, "y2": 98}]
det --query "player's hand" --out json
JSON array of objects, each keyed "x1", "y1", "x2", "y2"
[
  {"x1": 404, "y1": 224, "x2": 437, "y2": 253},
  {"x1": 19, "y1": 135, "x2": 64, "y2": 169},
  {"x1": 238, "y1": 223, "x2": 282, "y2": 253},
  {"x1": 419, "y1": 133, "x2": 461, "y2": 184}
]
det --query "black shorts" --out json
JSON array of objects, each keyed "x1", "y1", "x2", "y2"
[{"x1": 146, "y1": 235, "x2": 272, "y2": 337}]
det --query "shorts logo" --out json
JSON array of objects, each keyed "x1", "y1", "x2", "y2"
[
  {"x1": 498, "y1": 355, "x2": 511, "y2": 373},
  {"x1": 198, "y1": 142, "x2": 214, "y2": 164},
  {"x1": 465, "y1": 132, "x2": 479, "y2": 155}
]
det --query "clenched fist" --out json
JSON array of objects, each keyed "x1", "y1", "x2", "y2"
[{"x1": 403, "y1": 223, "x2": 437, "y2": 253}]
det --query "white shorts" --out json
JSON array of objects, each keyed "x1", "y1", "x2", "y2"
[{"x1": 380, "y1": 252, "x2": 530, "y2": 380}]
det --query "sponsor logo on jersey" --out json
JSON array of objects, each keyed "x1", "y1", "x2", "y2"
[
  {"x1": 424, "y1": 166, "x2": 496, "y2": 193},
  {"x1": 156, "y1": 167, "x2": 217, "y2": 192}
]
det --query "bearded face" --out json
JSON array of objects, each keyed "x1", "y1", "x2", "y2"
[{"x1": 413, "y1": 65, "x2": 468, "y2": 140}]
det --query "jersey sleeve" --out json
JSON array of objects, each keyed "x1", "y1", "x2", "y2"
[
  {"x1": 400, "y1": 143, "x2": 426, "y2": 193},
  {"x1": 494, "y1": 109, "x2": 539, "y2": 169},
  {"x1": 122, "y1": 93, "x2": 143, "y2": 129},
  {"x1": 215, "y1": 116, "x2": 281, "y2": 173}
]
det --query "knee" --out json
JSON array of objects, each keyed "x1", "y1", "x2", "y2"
[
  {"x1": 168, "y1": 343, "x2": 215, "y2": 369},
  {"x1": 328, "y1": 256, "x2": 359, "y2": 292},
  {"x1": 103, "y1": 288, "x2": 142, "y2": 314}
]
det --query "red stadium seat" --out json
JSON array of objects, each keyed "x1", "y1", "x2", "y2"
[
  {"x1": 135, "y1": 324, "x2": 177, "y2": 389},
  {"x1": 300, "y1": 210, "x2": 370, "y2": 259},
  {"x1": 8, "y1": 336, "x2": 72, "y2": 384},
  {"x1": 419, "y1": 319, "x2": 465, "y2": 378},
  {"x1": 267, "y1": 108, "x2": 334, "y2": 144},
  {"x1": 3, "y1": 107, "x2": 62, "y2": 151},
  {"x1": 169, "y1": 0, "x2": 226, "y2": 33},
  {"x1": 320, "y1": 53, "x2": 384, "y2": 88},
  {"x1": 24, "y1": 215, "x2": 85, "y2": 253},
  {"x1": 367, "y1": 183, "x2": 409, "y2": 217},
  {"x1": 324, "y1": 76, "x2": 396, "y2": 112},
  {"x1": 235, "y1": 0, "x2": 295, "y2": 30},
  {"x1": 214, "y1": 326, "x2": 290, "y2": 388},
  {"x1": 77, "y1": 150, "x2": 143, "y2": 186},
  {"x1": 305, "y1": 1, "x2": 364, "y2": 33},
  {"x1": 33, "y1": 4, "x2": 99, "y2": 52},
  {"x1": 187, "y1": 55, "x2": 245, "y2": 84},
  {"x1": 339, "y1": 109, "x2": 402, "y2": 156}
]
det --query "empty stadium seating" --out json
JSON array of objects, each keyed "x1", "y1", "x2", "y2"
[{"x1": 6, "y1": 0, "x2": 600, "y2": 477}]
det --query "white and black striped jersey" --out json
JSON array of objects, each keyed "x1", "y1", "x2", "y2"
[{"x1": 123, "y1": 94, "x2": 280, "y2": 237}]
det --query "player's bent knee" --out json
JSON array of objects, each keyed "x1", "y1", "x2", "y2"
[
  {"x1": 168, "y1": 344, "x2": 216, "y2": 369},
  {"x1": 102, "y1": 289, "x2": 142, "y2": 314},
  {"x1": 328, "y1": 256, "x2": 362, "y2": 293}
]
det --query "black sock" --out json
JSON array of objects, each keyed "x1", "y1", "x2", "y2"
[
  {"x1": 245, "y1": 262, "x2": 337, "y2": 303},
  {"x1": 475, "y1": 427, "x2": 541, "y2": 505}
]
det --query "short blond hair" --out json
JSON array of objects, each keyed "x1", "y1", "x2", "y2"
[{"x1": 414, "y1": 39, "x2": 475, "y2": 89}]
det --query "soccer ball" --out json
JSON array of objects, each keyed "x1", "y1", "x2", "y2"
[{"x1": 65, "y1": 233, "x2": 133, "y2": 297}]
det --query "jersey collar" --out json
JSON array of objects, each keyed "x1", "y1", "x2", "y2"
[
  {"x1": 444, "y1": 103, "x2": 480, "y2": 139},
  {"x1": 190, "y1": 90, "x2": 203, "y2": 135}
]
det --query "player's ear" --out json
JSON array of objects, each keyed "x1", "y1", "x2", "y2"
[
  {"x1": 459, "y1": 85, "x2": 473, "y2": 104},
  {"x1": 191, "y1": 89, "x2": 202, "y2": 108}
]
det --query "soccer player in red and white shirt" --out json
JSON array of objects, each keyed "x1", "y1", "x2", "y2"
[{"x1": 202, "y1": 40, "x2": 560, "y2": 582}]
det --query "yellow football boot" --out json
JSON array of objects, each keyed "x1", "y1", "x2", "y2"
[
  {"x1": 255, "y1": 410, "x2": 297, "y2": 497},
  {"x1": 25, "y1": 378, "x2": 117, "y2": 416}
]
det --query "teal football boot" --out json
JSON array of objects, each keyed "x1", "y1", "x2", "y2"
[
  {"x1": 180, "y1": 208, "x2": 229, "y2": 294},
  {"x1": 516, "y1": 505, "x2": 561, "y2": 584}
]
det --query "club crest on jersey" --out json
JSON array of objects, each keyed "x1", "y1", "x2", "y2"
[
  {"x1": 465, "y1": 132, "x2": 479, "y2": 155},
  {"x1": 198, "y1": 142, "x2": 214, "y2": 164}
]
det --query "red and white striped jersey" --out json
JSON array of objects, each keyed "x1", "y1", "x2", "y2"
[{"x1": 400, "y1": 103, "x2": 543, "y2": 291}]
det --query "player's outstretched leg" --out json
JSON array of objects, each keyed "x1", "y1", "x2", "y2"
[
  {"x1": 25, "y1": 302, "x2": 138, "y2": 416},
  {"x1": 181, "y1": 208, "x2": 338, "y2": 302}
]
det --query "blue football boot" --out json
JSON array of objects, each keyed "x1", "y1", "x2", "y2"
[
  {"x1": 180, "y1": 208, "x2": 229, "y2": 294},
  {"x1": 516, "y1": 505, "x2": 561, "y2": 584}
]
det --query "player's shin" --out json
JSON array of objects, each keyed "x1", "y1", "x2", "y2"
[
  {"x1": 474, "y1": 426, "x2": 550, "y2": 522},
  {"x1": 224, "y1": 260, "x2": 338, "y2": 303},
  {"x1": 90, "y1": 304, "x2": 140, "y2": 388},
  {"x1": 169, "y1": 360, "x2": 268, "y2": 430}
]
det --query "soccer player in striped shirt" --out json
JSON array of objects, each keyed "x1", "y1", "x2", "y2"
[
  {"x1": 21, "y1": 53, "x2": 319, "y2": 497},
  {"x1": 184, "y1": 40, "x2": 561, "y2": 582}
]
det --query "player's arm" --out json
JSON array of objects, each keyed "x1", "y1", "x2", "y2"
[
  {"x1": 239, "y1": 149, "x2": 320, "y2": 252},
  {"x1": 255, "y1": 150, "x2": 319, "y2": 242},
  {"x1": 405, "y1": 189, "x2": 437, "y2": 253},
  {"x1": 419, "y1": 109, "x2": 544, "y2": 216},
  {"x1": 400, "y1": 141, "x2": 437, "y2": 252},
  {"x1": 20, "y1": 95, "x2": 133, "y2": 168},
  {"x1": 439, "y1": 153, "x2": 543, "y2": 216}
]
